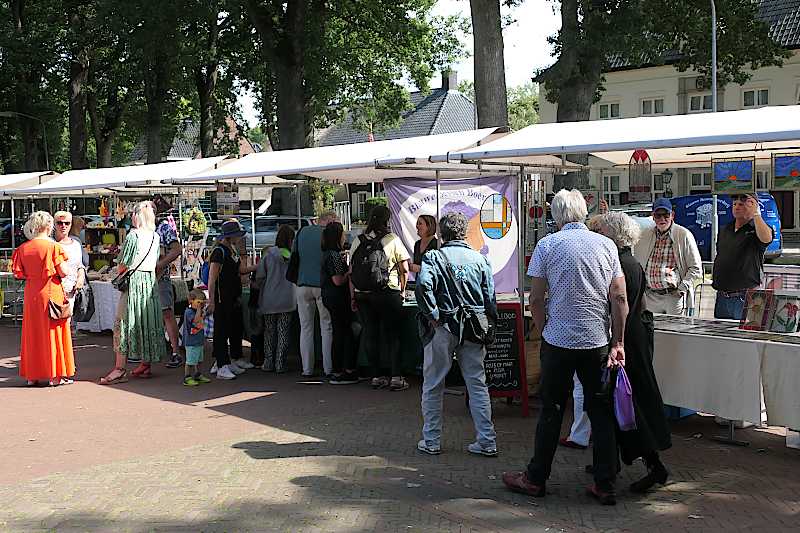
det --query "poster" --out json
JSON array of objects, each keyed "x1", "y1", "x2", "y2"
[
  {"x1": 772, "y1": 154, "x2": 800, "y2": 190},
  {"x1": 383, "y1": 175, "x2": 518, "y2": 293},
  {"x1": 712, "y1": 158, "x2": 754, "y2": 194},
  {"x1": 215, "y1": 183, "x2": 239, "y2": 217}
]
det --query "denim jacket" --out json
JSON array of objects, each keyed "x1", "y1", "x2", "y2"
[{"x1": 415, "y1": 240, "x2": 498, "y2": 344}]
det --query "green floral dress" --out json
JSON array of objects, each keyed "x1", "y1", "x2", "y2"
[{"x1": 113, "y1": 229, "x2": 166, "y2": 362}]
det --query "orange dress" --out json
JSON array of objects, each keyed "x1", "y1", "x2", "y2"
[{"x1": 12, "y1": 238, "x2": 75, "y2": 380}]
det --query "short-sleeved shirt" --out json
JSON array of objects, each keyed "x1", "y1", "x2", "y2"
[
  {"x1": 210, "y1": 243, "x2": 241, "y2": 304},
  {"x1": 712, "y1": 220, "x2": 772, "y2": 292},
  {"x1": 349, "y1": 232, "x2": 410, "y2": 292},
  {"x1": 182, "y1": 307, "x2": 205, "y2": 346},
  {"x1": 156, "y1": 219, "x2": 179, "y2": 282},
  {"x1": 294, "y1": 225, "x2": 323, "y2": 287},
  {"x1": 527, "y1": 222, "x2": 623, "y2": 350},
  {"x1": 321, "y1": 249, "x2": 348, "y2": 301}
]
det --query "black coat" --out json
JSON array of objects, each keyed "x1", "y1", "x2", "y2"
[{"x1": 616, "y1": 247, "x2": 672, "y2": 464}]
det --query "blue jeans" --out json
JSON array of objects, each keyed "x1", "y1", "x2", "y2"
[
  {"x1": 421, "y1": 326, "x2": 496, "y2": 449},
  {"x1": 714, "y1": 292, "x2": 746, "y2": 320}
]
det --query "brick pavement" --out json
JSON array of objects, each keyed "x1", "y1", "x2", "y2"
[{"x1": 1, "y1": 326, "x2": 799, "y2": 532}]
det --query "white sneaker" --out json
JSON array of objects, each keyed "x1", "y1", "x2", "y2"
[
  {"x1": 210, "y1": 362, "x2": 218, "y2": 374},
  {"x1": 216, "y1": 366, "x2": 236, "y2": 380},
  {"x1": 233, "y1": 358, "x2": 254, "y2": 369},
  {"x1": 228, "y1": 363, "x2": 245, "y2": 375}
]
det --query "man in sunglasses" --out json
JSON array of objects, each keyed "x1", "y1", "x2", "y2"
[
  {"x1": 712, "y1": 193, "x2": 774, "y2": 320},
  {"x1": 634, "y1": 198, "x2": 702, "y2": 315}
]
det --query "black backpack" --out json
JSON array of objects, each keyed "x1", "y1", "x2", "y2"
[{"x1": 350, "y1": 233, "x2": 390, "y2": 291}]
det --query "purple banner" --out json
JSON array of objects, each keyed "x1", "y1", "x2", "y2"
[{"x1": 383, "y1": 175, "x2": 519, "y2": 294}]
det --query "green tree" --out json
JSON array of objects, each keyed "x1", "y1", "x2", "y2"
[
  {"x1": 507, "y1": 82, "x2": 539, "y2": 131},
  {"x1": 539, "y1": 0, "x2": 789, "y2": 123}
]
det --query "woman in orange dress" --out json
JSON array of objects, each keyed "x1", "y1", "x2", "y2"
[{"x1": 12, "y1": 211, "x2": 75, "y2": 386}]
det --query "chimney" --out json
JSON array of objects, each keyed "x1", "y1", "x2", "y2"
[{"x1": 442, "y1": 69, "x2": 458, "y2": 91}]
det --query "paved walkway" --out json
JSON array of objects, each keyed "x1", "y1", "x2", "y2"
[{"x1": 1, "y1": 325, "x2": 798, "y2": 532}]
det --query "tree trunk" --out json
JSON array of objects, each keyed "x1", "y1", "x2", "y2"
[
  {"x1": 274, "y1": 59, "x2": 306, "y2": 149},
  {"x1": 88, "y1": 77, "x2": 129, "y2": 168},
  {"x1": 144, "y1": 62, "x2": 168, "y2": 164},
  {"x1": 470, "y1": 0, "x2": 508, "y2": 128},
  {"x1": 12, "y1": 0, "x2": 45, "y2": 170},
  {"x1": 197, "y1": 73, "x2": 216, "y2": 157},
  {"x1": 68, "y1": 55, "x2": 90, "y2": 169}
]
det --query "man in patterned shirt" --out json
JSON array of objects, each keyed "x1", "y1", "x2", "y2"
[
  {"x1": 502, "y1": 189, "x2": 628, "y2": 506},
  {"x1": 634, "y1": 198, "x2": 702, "y2": 315},
  {"x1": 154, "y1": 201, "x2": 184, "y2": 369}
]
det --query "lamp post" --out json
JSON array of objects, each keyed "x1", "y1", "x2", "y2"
[{"x1": 0, "y1": 110, "x2": 50, "y2": 170}]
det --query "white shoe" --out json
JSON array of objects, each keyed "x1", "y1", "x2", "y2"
[
  {"x1": 228, "y1": 363, "x2": 245, "y2": 375},
  {"x1": 233, "y1": 358, "x2": 254, "y2": 369},
  {"x1": 210, "y1": 362, "x2": 218, "y2": 374},
  {"x1": 216, "y1": 366, "x2": 236, "y2": 380}
]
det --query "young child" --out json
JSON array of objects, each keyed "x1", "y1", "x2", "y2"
[{"x1": 183, "y1": 289, "x2": 211, "y2": 386}]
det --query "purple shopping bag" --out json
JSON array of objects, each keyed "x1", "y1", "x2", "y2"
[{"x1": 614, "y1": 367, "x2": 637, "y2": 431}]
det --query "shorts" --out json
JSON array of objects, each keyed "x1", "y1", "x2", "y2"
[
  {"x1": 159, "y1": 279, "x2": 175, "y2": 310},
  {"x1": 185, "y1": 345, "x2": 204, "y2": 365}
]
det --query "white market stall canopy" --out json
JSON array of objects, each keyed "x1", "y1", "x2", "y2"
[
  {"x1": 435, "y1": 106, "x2": 800, "y2": 166},
  {"x1": 6, "y1": 156, "x2": 228, "y2": 195},
  {"x1": 183, "y1": 128, "x2": 570, "y2": 184},
  {"x1": 0, "y1": 171, "x2": 58, "y2": 194}
]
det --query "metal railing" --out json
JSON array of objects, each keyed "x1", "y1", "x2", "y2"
[{"x1": 334, "y1": 201, "x2": 351, "y2": 231}]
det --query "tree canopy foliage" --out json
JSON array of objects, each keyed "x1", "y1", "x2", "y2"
[{"x1": 0, "y1": 0, "x2": 462, "y2": 172}]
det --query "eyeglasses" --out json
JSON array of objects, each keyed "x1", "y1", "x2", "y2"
[
  {"x1": 653, "y1": 212, "x2": 671, "y2": 220},
  {"x1": 55, "y1": 221, "x2": 72, "y2": 226}
]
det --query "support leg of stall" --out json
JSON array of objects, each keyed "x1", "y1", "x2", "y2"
[
  {"x1": 177, "y1": 187, "x2": 185, "y2": 279},
  {"x1": 296, "y1": 184, "x2": 301, "y2": 229},
  {"x1": 517, "y1": 166, "x2": 529, "y2": 417},
  {"x1": 712, "y1": 420, "x2": 750, "y2": 447},
  {"x1": 250, "y1": 186, "x2": 257, "y2": 256},
  {"x1": 435, "y1": 171, "x2": 441, "y2": 235},
  {"x1": 711, "y1": 194, "x2": 718, "y2": 262},
  {"x1": 10, "y1": 196, "x2": 15, "y2": 249}
]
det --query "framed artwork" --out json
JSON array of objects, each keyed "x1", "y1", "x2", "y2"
[
  {"x1": 772, "y1": 154, "x2": 800, "y2": 190},
  {"x1": 739, "y1": 289, "x2": 774, "y2": 331},
  {"x1": 712, "y1": 158, "x2": 755, "y2": 194},
  {"x1": 768, "y1": 295, "x2": 800, "y2": 333}
]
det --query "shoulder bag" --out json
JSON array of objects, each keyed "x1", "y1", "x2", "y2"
[
  {"x1": 439, "y1": 250, "x2": 495, "y2": 346},
  {"x1": 112, "y1": 233, "x2": 156, "y2": 293},
  {"x1": 285, "y1": 227, "x2": 303, "y2": 284},
  {"x1": 48, "y1": 276, "x2": 72, "y2": 321}
]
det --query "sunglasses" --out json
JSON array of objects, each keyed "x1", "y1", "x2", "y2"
[
  {"x1": 653, "y1": 212, "x2": 671, "y2": 220},
  {"x1": 55, "y1": 221, "x2": 72, "y2": 226}
]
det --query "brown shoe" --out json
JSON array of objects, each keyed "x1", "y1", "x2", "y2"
[
  {"x1": 559, "y1": 436, "x2": 588, "y2": 450},
  {"x1": 501, "y1": 471, "x2": 546, "y2": 497},
  {"x1": 587, "y1": 484, "x2": 616, "y2": 506}
]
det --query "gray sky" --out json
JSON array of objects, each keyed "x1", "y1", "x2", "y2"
[{"x1": 239, "y1": 0, "x2": 561, "y2": 127}]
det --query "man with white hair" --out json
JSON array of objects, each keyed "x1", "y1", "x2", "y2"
[{"x1": 503, "y1": 189, "x2": 628, "y2": 506}]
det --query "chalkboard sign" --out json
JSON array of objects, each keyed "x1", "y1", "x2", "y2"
[{"x1": 485, "y1": 301, "x2": 529, "y2": 416}]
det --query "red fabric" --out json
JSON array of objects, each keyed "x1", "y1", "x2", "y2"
[{"x1": 11, "y1": 239, "x2": 75, "y2": 380}]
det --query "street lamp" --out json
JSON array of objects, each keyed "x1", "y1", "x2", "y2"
[{"x1": 0, "y1": 110, "x2": 50, "y2": 170}]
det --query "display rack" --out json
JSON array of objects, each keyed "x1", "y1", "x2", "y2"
[{"x1": 84, "y1": 226, "x2": 126, "y2": 270}]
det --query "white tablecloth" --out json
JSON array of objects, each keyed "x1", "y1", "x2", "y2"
[
  {"x1": 761, "y1": 343, "x2": 800, "y2": 429},
  {"x1": 75, "y1": 281, "x2": 120, "y2": 333},
  {"x1": 654, "y1": 331, "x2": 763, "y2": 424}
]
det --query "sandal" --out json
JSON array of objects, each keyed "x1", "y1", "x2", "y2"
[
  {"x1": 389, "y1": 377, "x2": 409, "y2": 391},
  {"x1": 132, "y1": 363, "x2": 152, "y2": 379},
  {"x1": 99, "y1": 368, "x2": 128, "y2": 385}
]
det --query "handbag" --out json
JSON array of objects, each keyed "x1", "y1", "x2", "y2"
[
  {"x1": 439, "y1": 251, "x2": 495, "y2": 346},
  {"x1": 601, "y1": 366, "x2": 638, "y2": 431},
  {"x1": 48, "y1": 277, "x2": 72, "y2": 321},
  {"x1": 112, "y1": 233, "x2": 156, "y2": 293},
  {"x1": 72, "y1": 282, "x2": 95, "y2": 322}
]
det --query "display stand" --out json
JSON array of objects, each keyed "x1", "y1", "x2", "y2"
[
  {"x1": 84, "y1": 226, "x2": 126, "y2": 271},
  {"x1": 485, "y1": 300, "x2": 529, "y2": 416}
]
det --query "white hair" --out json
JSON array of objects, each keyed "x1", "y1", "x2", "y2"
[
  {"x1": 53, "y1": 210, "x2": 72, "y2": 221},
  {"x1": 26, "y1": 211, "x2": 54, "y2": 238},
  {"x1": 602, "y1": 212, "x2": 641, "y2": 249},
  {"x1": 551, "y1": 189, "x2": 588, "y2": 227},
  {"x1": 132, "y1": 201, "x2": 156, "y2": 231}
]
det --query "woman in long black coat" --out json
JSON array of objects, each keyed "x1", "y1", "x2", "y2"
[{"x1": 600, "y1": 212, "x2": 672, "y2": 493}]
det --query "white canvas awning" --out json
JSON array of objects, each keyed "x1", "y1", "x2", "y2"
[
  {"x1": 185, "y1": 129, "x2": 510, "y2": 184},
  {"x1": 6, "y1": 157, "x2": 228, "y2": 195},
  {"x1": 0, "y1": 171, "x2": 58, "y2": 194},
  {"x1": 435, "y1": 106, "x2": 800, "y2": 165}
]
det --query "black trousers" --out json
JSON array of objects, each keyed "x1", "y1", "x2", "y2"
[
  {"x1": 355, "y1": 289, "x2": 403, "y2": 377},
  {"x1": 323, "y1": 289, "x2": 357, "y2": 373},
  {"x1": 527, "y1": 341, "x2": 618, "y2": 488},
  {"x1": 213, "y1": 298, "x2": 243, "y2": 367}
]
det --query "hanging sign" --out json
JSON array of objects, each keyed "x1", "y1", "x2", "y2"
[
  {"x1": 772, "y1": 154, "x2": 800, "y2": 190},
  {"x1": 215, "y1": 183, "x2": 239, "y2": 217},
  {"x1": 712, "y1": 158, "x2": 755, "y2": 194},
  {"x1": 628, "y1": 149, "x2": 652, "y2": 202}
]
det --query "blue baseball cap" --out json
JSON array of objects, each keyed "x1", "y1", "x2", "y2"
[{"x1": 652, "y1": 198, "x2": 673, "y2": 213}]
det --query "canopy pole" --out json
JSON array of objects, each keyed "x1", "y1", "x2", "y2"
[
  {"x1": 710, "y1": 0, "x2": 718, "y2": 263},
  {"x1": 518, "y1": 166, "x2": 526, "y2": 305},
  {"x1": 251, "y1": 185, "x2": 257, "y2": 256},
  {"x1": 10, "y1": 196, "x2": 16, "y2": 249},
  {"x1": 177, "y1": 188, "x2": 185, "y2": 280},
  {"x1": 435, "y1": 171, "x2": 441, "y2": 236},
  {"x1": 294, "y1": 184, "x2": 303, "y2": 231}
]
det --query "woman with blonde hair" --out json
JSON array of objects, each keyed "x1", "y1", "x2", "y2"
[
  {"x1": 12, "y1": 211, "x2": 75, "y2": 386},
  {"x1": 100, "y1": 201, "x2": 165, "y2": 384}
]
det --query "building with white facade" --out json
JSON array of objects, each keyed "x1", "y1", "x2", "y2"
[{"x1": 537, "y1": 0, "x2": 800, "y2": 235}]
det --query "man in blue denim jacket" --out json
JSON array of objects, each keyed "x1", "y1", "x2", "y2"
[{"x1": 415, "y1": 212, "x2": 498, "y2": 457}]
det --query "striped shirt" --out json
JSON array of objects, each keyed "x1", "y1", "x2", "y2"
[{"x1": 646, "y1": 231, "x2": 679, "y2": 290}]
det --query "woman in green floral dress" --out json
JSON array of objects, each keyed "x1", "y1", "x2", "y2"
[{"x1": 100, "y1": 201, "x2": 165, "y2": 384}]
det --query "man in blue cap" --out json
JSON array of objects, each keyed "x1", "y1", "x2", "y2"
[{"x1": 634, "y1": 198, "x2": 702, "y2": 315}]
